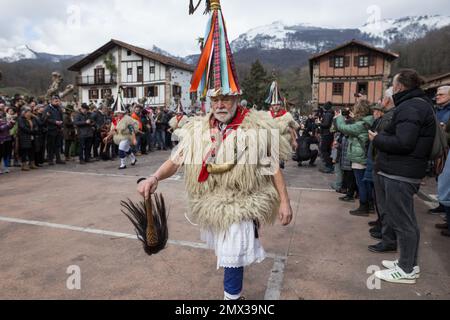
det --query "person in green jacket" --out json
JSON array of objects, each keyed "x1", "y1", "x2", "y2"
[{"x1": 335, "y1": 100, "x2": 375, "y2": 216}]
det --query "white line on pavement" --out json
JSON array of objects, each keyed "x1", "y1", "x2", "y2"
[
  {"x1": 0, "y1": 216, "x2": 285, "y2": 259},
  {"x1": 264, "y1": 258, "x2": 287, "y2": 300},
  {"x1": 45, "y1": 170, "x2": 182, "y2": 181}
]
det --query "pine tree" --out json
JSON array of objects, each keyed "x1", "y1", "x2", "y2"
[{"x1": 241, "y1": 60, "x2": 268, "y2": 109}]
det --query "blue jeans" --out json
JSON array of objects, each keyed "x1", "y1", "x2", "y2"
[
  {"x1": 224, "y1": 267, "x2": 244, "y2": 297},
  {"x1": 155, "y1": 129, "x2": 166, "y2": 150},
  {"x1": 353, "y1": 168, "x2": 373, "y2": 204}
]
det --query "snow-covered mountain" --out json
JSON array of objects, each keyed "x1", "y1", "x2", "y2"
[
  {"x1": 231, "y1": 15, "x2": 450, "y2": 52},
  {"x1": 360, "y1": 15, "x2": 450, "y2": 46},
  {"x1": 0, "y1": 45, "x2": 76, "y2": 63},
  {"x1": 0, "y1": 45, "x2": 37, "y2": 63}
]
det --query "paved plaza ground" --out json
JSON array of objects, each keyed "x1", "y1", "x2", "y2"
[{"x1": 0, "y1": 152, "x2": 449, "y2": 300}]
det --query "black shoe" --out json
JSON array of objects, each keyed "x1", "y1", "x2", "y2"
[
  {"x1": 350, "y1": 203, "x2": 370, "y2": 217},
  {"x1": 370, "y1": 231, "x2": 382, "y2": 240},
  {"x1": 131, "y1": 159, "x2": 137, "y2": 166},
  {"x1": 79, "y1": 160, "x2": 86, "y2": 165},
  {"x1": 368, "y1": 242, "x2": 397, "y2": 253},
  {"x1": 56, "y1": 160, "x2": 66, "y2": 165},
  {"x1": 436, "y1": 223, "x2": 449, "y2": 230},
  {"x1": 336, "y1": 188, "x2": 348, "y2": 195},
  {"x1": 319, "y1": 167, "x2": 334, "y2": 174},
  {"x1": 339, "y1": 195, "x2": 355, "y2": 202},
  {"x1": 298, "y1": 162, "x2": 303, "y2": 167},
  {"x1": 441, "y1": 230, "x2": 450, "y2": 237},
  {"x1": 368, "y1": 220, "x2": 379, "y2": 227},
  {"x1": 48, "y1": 161, "x2": 55, "y2": 166},
  {"x1": 308, "y1": 163, "x2": 317, "y2": 168},
  {"x1": 280, "y1": 161, "x2": 285, "y2": 169},
  {"x1": 119, "y1": 165, "x2": 127, "y2": 170},
  {"x1": 369, "y1": 226, "x2": 381, "y2": 234},
  {"x1": 429, "y1": 205, "x2": 445, "y2": 214}
]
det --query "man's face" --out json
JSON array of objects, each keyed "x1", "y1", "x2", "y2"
[
  {"x1": 81, "y1": 108, "x2": 88, "y2": 114},
  {"x1": 373, "y1": 110, "x2": 384, "y2": 120},
  {"x1": 211, "y1": 95, "x2": 238, "y2": 124},
  {"x1": 37, "y1": 107, "x2": 44, "y2": 114},
  {"x1": 273, "y1": 104, "x2": 281, "y2": 112},
  {"x1": 392, "y1": 75, "x2": 405, "y2": 95},
  {"x1": 135, "y1": 108, "x2": 141, "y2": 115},
  {"x1": 52, "y1": 98, "x2": 61, "y2": 106},
  {"x1": 436, "y1": 89, "x2": 450, "y2": 106}
]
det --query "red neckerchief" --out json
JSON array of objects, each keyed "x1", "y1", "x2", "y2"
[
  {"x1": 198, "y1": 106, "x2": 250, "y2": 183},
  {"x1": 176, "y1": 115, "x2": 184, "y2": 125},
  {"x1": 270, "y1": 109, "x2": 287, "y2": 119}
]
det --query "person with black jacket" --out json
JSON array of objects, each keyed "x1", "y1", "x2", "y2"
[
  {"x1": 91, "y1": 106, "x2": 110, "y2": 161},
  {"x1": 18, "y1": 107, "x2": 39, "y2": 171},
  {"x1": 44, "y1": 95, "x2": 65, "y2": 165},
  {"x1": 319, "y1": 102, "x2": 335, "y2": 173},
  {"x1": 73, "y1": 103, "x2": 94, "y2": 164},
  {"x1": 371, "y1": 69, "x2": 436, "y2": 285},
  {"x1": 33, "y1": 105, "x2": 46, "y2": 167},
  {"x1": 296, "y1": 127, "x2": 319, "y2": 167}
]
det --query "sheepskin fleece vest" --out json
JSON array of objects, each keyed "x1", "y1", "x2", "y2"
[
  {"x1": 176, "y1": 110, "x2": 291, "y2": 232},
  {"x1": 269, "y1": 112, "x2": 299, "y2": 144},
  {"x1": 113, "y1": 115, "x2": 139, "y2": 145},
  {"x1": 169, "y1": 115, "x2": 189, "y2": 130}
]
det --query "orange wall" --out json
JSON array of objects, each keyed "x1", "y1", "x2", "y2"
[
  {"x1": 318, "y1": 46, "x2": 386, "y2": 77},
  {"x1": 318, "y1": 80, "x2": 384, "y2": 106}
]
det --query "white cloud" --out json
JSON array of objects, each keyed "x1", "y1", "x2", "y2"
[{"x1": 0, "y1": 0, "x2": 449, "y2": 56}]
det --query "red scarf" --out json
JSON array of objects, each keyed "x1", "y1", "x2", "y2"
[
  {"x1": 176, "y1": 115, "x2": 184, "y2": 126},
  {"x1": 198, "y1": 106, "x2": 249, "y2": 183},
  {"x1": 270, "y1": 109, "x2": 287, "y2": 119}
]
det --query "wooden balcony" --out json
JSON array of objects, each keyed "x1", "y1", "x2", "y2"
[{"x1": 76, "y1": 75, "x2": 117, "y2": 86}]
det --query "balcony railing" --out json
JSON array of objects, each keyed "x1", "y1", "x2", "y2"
[{"x1": 76, "y1": 74, "x2": 117, "y2": 86}]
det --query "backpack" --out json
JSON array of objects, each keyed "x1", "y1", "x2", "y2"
[{"x1": 414, "y1": 98, "x2": 449, "y2": 175}]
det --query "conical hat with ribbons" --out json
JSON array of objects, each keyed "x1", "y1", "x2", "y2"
[{"x1": 189, "y1": 0, "x2": 242, "y2": 98}]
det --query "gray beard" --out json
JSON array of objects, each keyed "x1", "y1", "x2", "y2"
[{"x1": 214, "y1": 104, "x2": 238, "y2": 124}]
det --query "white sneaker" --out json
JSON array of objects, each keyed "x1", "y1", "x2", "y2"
[
  {"x1": 382, "y1": 260, "x2": 420, "y2": 278},
  {"x1": 375, "y1": 266, "x2": 417, "y2": 284}
]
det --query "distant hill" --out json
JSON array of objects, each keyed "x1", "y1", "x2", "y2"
[{"x1": 0, "y1": 56, "x2": 83, "y2": 97}]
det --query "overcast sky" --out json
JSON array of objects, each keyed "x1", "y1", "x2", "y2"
[{"x1": 0, "y1": 0, "x2": 449, "y2": 56}]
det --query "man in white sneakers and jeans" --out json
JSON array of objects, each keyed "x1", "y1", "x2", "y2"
[{"x1": 369, "y1": 69, "x2": 436, "y2": 284}]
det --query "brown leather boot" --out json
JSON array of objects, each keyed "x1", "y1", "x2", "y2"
[
  {"x1": 30, "y1": 162, "x2": 38, "y2": 170},
  {"x1": 22, "y1": 163, "x2": 30, "y2": 171}
]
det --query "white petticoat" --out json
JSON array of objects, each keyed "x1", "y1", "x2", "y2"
[
  {"x1": 201, "y1": 221, "x2": 266, "y2": 269},
  {"x1": 118, "y1": 140, "x2": 131, "y2": 152}
]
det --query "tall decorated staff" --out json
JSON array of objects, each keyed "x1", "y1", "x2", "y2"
[
  {"x1": 136, "y1": 0, "x2": 293, "y2": 300},
  {"x1": 266, "y1": 80, "x2": 300, "y2": 155}
]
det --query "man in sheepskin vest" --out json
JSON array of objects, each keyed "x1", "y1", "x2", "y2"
[
  {"x1": 137, "y1": 0, "x2": 294, "y2": 300},
  {"x1": 168, "y1": 102, "x2": 189, "y2": 146},
  {"x1": 104, "y1": 88, "x2": 139, "y2": 170},
  {"x1": 266, "y1": 80, "x2": 300, "y2": 168}
]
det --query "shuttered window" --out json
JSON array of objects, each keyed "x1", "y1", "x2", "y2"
[
  {"x1": 89, "y1": 89, "x2": 99, "y2": 99},
  {"x1": 145, "y1": 86, "x2": 159, "y2": 97},
  {"x1": 332, "y1": 83, "x2": 344, "y2": 96},
  {"x1": 124, "y1": 87, "x2": 136, "y2": 98}
]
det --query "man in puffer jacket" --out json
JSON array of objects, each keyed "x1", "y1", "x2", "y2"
[{"x1": 371, "y1": 69, "x2": 435, "y2": 285}]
